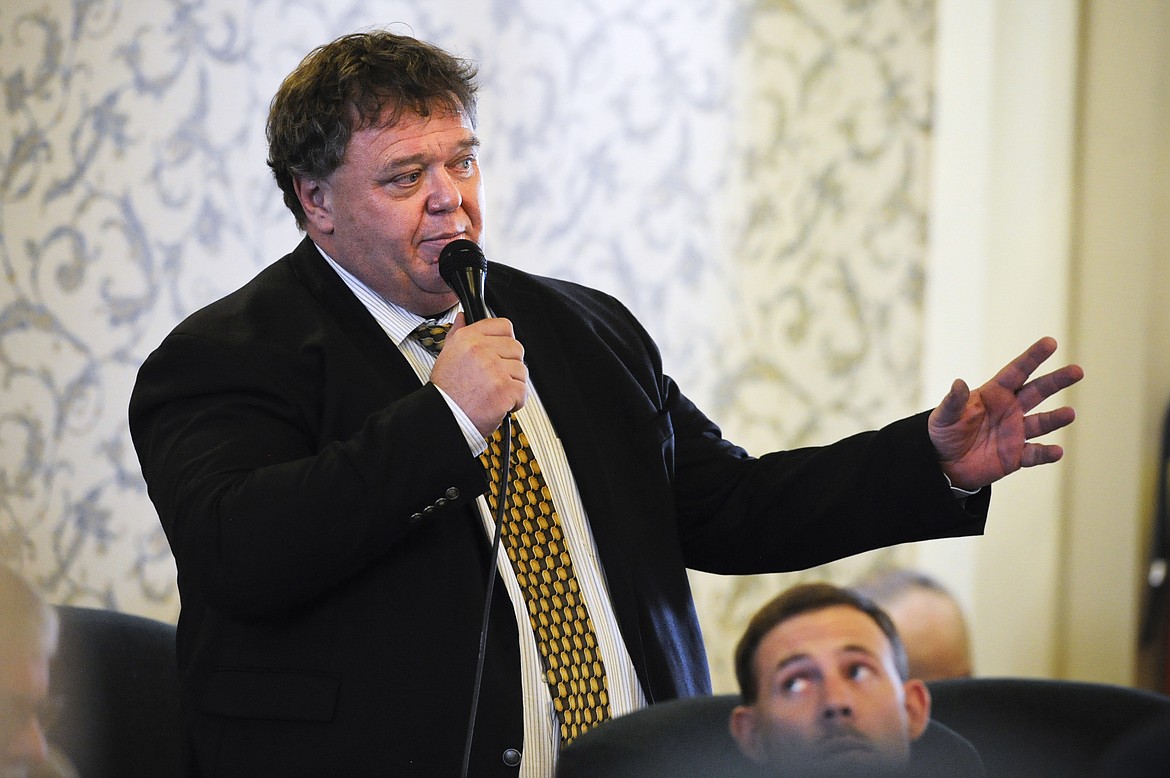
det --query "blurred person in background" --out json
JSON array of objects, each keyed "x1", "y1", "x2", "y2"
[
  {"x1": 0, "y1": 565, "x2": 78, "y2": 778},
  {"x1": 851, "y1": 567, "x2": 973, "y2": 682}
]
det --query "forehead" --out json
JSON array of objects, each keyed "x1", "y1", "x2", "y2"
[
  {"x1": 354, "y1": 108, "x2": 475, "y2": 153},
  {"x1": 757, "y1": 605, "x2": 893, "y2": 669}
]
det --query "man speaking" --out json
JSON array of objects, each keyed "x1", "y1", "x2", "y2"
[{"x1": 129, "y1": 29, "x2": 1082, "y2": 777}]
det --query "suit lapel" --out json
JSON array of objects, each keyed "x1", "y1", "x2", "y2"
[{"x1": 287, "y1": 238, "x2": 427, "y2": 398}]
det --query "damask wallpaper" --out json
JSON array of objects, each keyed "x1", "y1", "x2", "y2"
[{"x1": 0, "y1": 0, "x2": 934, "y2": 693}]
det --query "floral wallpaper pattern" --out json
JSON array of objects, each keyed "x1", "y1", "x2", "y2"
[{"x1": 0, "y1": 0, "x2": 933, "y2": 692}]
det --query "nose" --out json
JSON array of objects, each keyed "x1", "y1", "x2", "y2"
[
  {"x1": 426, "y1": 170, "x2": 462, "y2": 214},
  {"x1": 821, "y1": 677, "x2": 854, "y2": 720},
  {"x1": 822, "y1": 702, "x2": 853, "y2": 720}
]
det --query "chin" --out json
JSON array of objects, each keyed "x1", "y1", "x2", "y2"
[
  {"x1": 819, "y1": 751, "x2": 906, "y2": 778},
  {"x1": 772, "y1": 743, "x2": 901, "y2": 778}
]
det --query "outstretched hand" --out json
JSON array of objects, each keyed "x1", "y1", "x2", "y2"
[{"x1": 928, "y1": 337, "x2": 1084, "y2": 491}]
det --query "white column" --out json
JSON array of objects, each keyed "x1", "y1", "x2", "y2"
[{"x1": 921, "y1": 0, "x2": 1079, "y2": 678}]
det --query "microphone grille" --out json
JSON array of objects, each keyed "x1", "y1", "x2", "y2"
[{"x1": 439, "y1": 239, "x2": 487, "y2": 284}]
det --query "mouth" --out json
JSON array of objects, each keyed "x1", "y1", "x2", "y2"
[
  {"x1": 418, "y1": 233, "x2": 466, "y2": 261},
  {"x1": 816, "y1": 732, "x2": 876, "y2": 759}
]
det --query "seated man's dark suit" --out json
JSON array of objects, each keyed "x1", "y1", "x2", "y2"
[{"x1": 129, "y1": 237, "x2": 988, "y2": 776}]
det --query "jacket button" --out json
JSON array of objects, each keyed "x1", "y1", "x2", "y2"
[
  {"x1": 501, "y1": 748, "x2": 521, "y2": 767},
  {"x1": 410, "y1": 512, "x2": 423, "y2": 523},
  {"x1": 435, "y1": 497, "x2": 448, "y2": 508},
  {"x1": 445, "y1": 487, "x2": 460, "y2": 500}
]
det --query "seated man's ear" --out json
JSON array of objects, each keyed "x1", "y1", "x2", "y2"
[
  {"x1": 903, "y1": 679, "x2": 932, "y2": 740},
  {"x1": 729, "y1": 704, "x2": 767, "y2": 763}
]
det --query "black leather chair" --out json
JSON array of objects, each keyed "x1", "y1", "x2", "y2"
[
  {"x1": 47, "y1": 605, "x2": 185, "y2": 778},
  {"x1": 926, "y1": 677, "x2": 1170, "y2": 778},
  {"x1": 1095, "y1": 714, "x2": 1170, "y2": 777},
  {"x1": 556, "y1": 693, "x2": 984, "y2": 777}
]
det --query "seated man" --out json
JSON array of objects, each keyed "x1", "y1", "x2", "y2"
[{"x1": 729, "y1": 582, "x2": 977, "y2": 777}]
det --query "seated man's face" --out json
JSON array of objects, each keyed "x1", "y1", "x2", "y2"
[{"x1": 730, "y1": 605, "x2": 930, "y2": 776}]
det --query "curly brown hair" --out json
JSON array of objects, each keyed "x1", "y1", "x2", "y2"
[
  {"x1": 733, "y1": 582, "x2": 909, "y2": 704},
  {"x1": 266, "y1": 30, "x2": 479, "y2": 229}
]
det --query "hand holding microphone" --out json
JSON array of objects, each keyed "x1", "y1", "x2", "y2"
[{"x1": 430, "y1": 240, "x2": 528, "y2": 436}]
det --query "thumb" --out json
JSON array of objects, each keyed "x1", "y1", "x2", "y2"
[
  {"x1": 932, "y1": 378, "x2": 970, "y2": 427},
  {"x1": 448, "y1": 311, "x2": 469, "y2": 334}
]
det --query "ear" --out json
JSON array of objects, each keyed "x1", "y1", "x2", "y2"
[
  {"x1": 902, "y1": 679, "x2": 932, "y2": 740},
  {"x1": 293, "y1": 176, "x2": 335, "y2": 235},
  {"x1": 729, "y1": 705, "x2": 767, "y2": 764}
]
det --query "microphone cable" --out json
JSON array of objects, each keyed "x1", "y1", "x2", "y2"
[{"x1": 460, "y1": 413, "x2": 513, "y2": 778}]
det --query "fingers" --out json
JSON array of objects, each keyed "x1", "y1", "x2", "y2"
[
  {"x1": 992, "y1": 336, "x2": 1059, "y2": 392},
  {"x1": 443, "y1": 317, "x2": 525, "y2": 363},
  {"x1": 1015, "y1": 363, "x2": 1084, "y2": 413},
  {"x1": 450, "y1": 315, "x2": 515, "y2": 339},
  {"x1": 1020, "y1": 441, "x2": 1065, "y2": 468},
  {"x1": 1019, "y1": 404, "x2": 1075, "y2": 472},
  {"x1": 430, "y1": 317, "x2": 527, "y2": 433},
  {"x1": 1023, "y1": 406, "x2": 1076, "y2": 440}
]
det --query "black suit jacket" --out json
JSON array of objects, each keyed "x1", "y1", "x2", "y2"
[{"x1": 129, "y1": 237, "x2": 987, "y2": 777}]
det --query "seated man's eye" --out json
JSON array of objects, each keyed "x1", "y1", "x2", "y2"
[
  {"x1": 781, "y1": 676, "x2": 810, "y2": 694},
  {"x1": 848, "y1": 664, "x2": 874, "y2": 681}
]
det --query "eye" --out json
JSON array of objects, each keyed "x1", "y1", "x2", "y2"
[
  {"x1": 847, "y1": 663, "x2": 875, "y2": 681},
  {"x1": 392, "y1": 171, "x2": 422, "y2": 187},
  {"x1": 780, "y1": 674, "x2": 811, "y2": 695},
  {"x1": 452, "y1": 155, "x2": 477, "y2": 177}
]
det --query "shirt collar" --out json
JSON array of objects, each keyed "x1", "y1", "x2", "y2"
[{"x1": 315, "y1": 243, "x2": 459, "y2": 346}]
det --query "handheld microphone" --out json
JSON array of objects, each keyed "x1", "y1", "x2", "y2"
[
  {"x1": 440, "y1": 236, "x2": 506, "y2": 778},
  {"x1": 439, "y1": 239, "x2": 489, "y2": 323}
]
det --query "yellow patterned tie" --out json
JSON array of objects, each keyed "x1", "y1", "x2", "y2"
[{"x1": 411, "y1": 322, "x2": 611, "y2": 744}]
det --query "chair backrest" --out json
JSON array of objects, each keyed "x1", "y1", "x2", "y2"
[
  {"x1": 556, "y1": 695, "x2": 759, "y2": 777},
  {"x1": 926, "y1": 677, "x2": 1170, "y2": 778},
  {"x1": 47, "y1": 605, "x2": 185, "y2": 778},
  {"x1": 556, "y1": 693, "x2": 984, "y2": 777}
]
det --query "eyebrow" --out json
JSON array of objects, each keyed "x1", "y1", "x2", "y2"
[
  {"x1": 839, "y1": 645, "x2": 881, "y2": 663},
  {"x1": 384, "y1": 135, "x2": 481, "y2": 172},
  {"x1": 773, "y1": 645, "x2": 881, "y2": 674},
  {"x1": 773, "y1": 653, "x2": 814, "y2": 675}
]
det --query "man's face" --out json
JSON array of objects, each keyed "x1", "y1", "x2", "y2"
[
  {"x1": 730, "y1": 605, "x2": 930, "y2": 777},
  {"x1": 1, "y1": 653, "x2": 52, "y2": 778},
  {"x1": 296, "y1": 107, "x2": 485, "y2": 317}
]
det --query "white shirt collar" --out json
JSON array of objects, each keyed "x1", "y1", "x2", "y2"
[{"x1": 314, "y1": 243, "x2": 458, "y2": 346}]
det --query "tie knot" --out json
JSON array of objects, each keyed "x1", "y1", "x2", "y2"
[{"x1": 411, "y1": 322, "x2": 452, "y2": 356}]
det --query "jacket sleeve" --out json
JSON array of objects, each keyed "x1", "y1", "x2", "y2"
[
  {"x1": 129, "y1": 329, "x2": 489, "y2": 619},
  {"x1": 667, "y1": 382, "x2": 990, "y2": 574}
]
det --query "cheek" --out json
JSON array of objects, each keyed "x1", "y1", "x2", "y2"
[
  {"x1": 860, "y1": 700, "x2": 914, "y2": 747},
  {"x1": 460, "y1": 180, "x2": 485, "y2": 217},
  {"x1": 758, "y1": 700, "x2": 818, "y2": 742},
  {"x1": 755, "y1": 713, "x2": 818, "y2": 766},
  {"x1": 351, "y1": 204, "x2": 419, "y2": 252}
]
